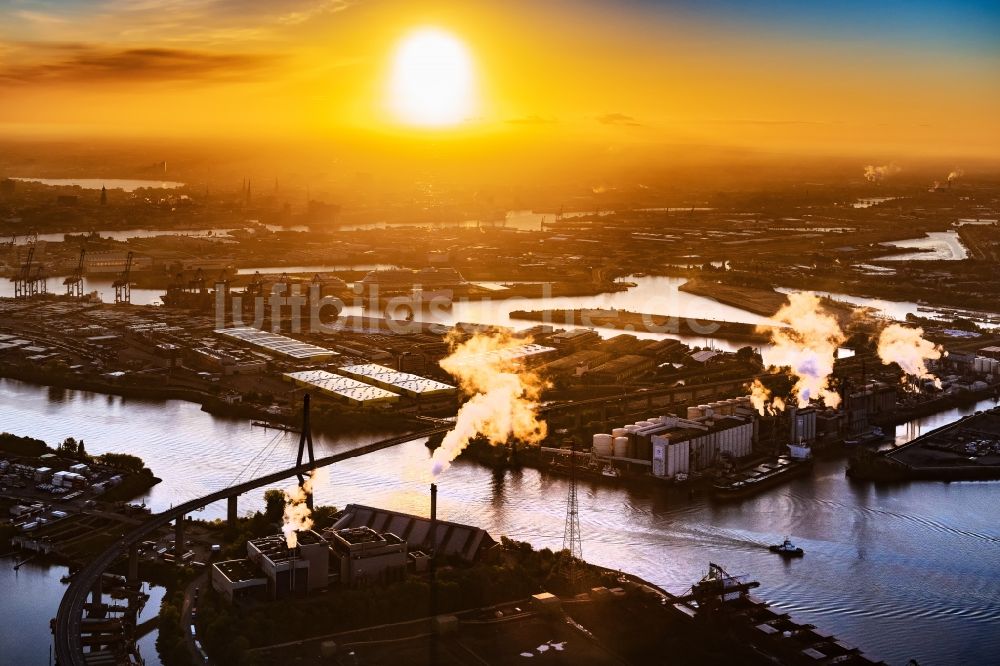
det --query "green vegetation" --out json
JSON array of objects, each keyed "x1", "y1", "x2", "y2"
[
  {"x1": 154, "y1": 568, "x2": 198, "y2": 666},
  {"x1": 96, "y1": 452, "x2": 147, "y2": 474},
  {"x1": 0, "y1": 432, "x2": 49, "y2": 457},
  {"x1": 100, "y1": 469, "x2": 159, "y2": 502}
]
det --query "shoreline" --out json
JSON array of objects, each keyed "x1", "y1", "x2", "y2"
[
  {"x1": 510, "y1": 307, "x2": 771, "y2": 342},
  {"x1": 0, "y1": 367, "x2": 421, "y2": 434}
]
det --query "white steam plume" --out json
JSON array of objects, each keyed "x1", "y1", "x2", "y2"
[
  {"x1": 760, "y1": 292, "x2": 845, "y2": 408},
  {"x1": 749, "y1": 378, "x2": 786, "y2": 416},
  {"x1": 863, "y1": 163, "x2": 902, "y2": 183},
  {"x1": 947, "y1": 168, "x2": 964, "y2": 182},
  {"x1": 430, "y1": 332, "x2": 547, "y2": 479},
  {"x1": 876, "y1": 324, "x2": 943, "y2": 388},
  {"x1": 281, "y1": 468, "x2": 326, "y2": 548}
]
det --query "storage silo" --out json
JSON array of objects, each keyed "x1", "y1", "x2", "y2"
[
  {"x1": 593, "y1": 434, "x2": 613, "y2": 457},
  {"x1": 613, "y1": 436, "x2": 629, "y2": 458}
]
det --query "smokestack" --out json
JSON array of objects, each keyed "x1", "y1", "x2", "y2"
[
  {"x1": 429, "y1": 483, "x2": 438, "y2": 650},
  {"x1": 430, "y1": 483, "x2": 438, "y2": 524}
]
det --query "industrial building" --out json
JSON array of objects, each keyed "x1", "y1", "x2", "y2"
[
  {"x1": 83, "y1": 251, "x2": 153, "y2": 274},
  {"x1": 337, "y1": 363, "x2": 457, "y2": 398},
  {"x1": 549, "y1": 328, "x2": 601, "y2": 351},
  {"x1": 455, "y1": 342, "x2": 557, "y2": 367},
  {"x1": 187, "y1": 347, "x2": 267, "y2": 375},
  {"x1": 283, "y1": 370, "x2": 399, "y2": 406},
  {"x1": 330, "y1": 504, "x2": 497, "y2": 563},
  {"x1": 844, "y1": 382, "x2": 897, "y2": 436},
  {"x1": 246, "y1": 531, "x2": 330, "y2": 598},
  {"x1": 214, "y1": 326, "x2": 338, "y2": 361},
  {"x1": 325, "y1": 526, "x2": 408, "y2": 586},
  {"x1": 210, "y1": 508, "x2": 497, "y2": 604},
  {"x1": 589, "y1": 398, "x2": 758, "y2": 480},
  {"x1": 211, "y1": 559, "x2": 268, "y2": 603},
  {"x1": 586, "y1": 354, "x2": 656, "y2": 383},
  {"x1": 212, "y1": 530, "x2": 329, "y2": 603},
  {"x1": 538, "y1": 349, "x2": 611, "y2": 378}
]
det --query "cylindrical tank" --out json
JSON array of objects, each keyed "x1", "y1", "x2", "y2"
[
  {"x1": 593, "y1": 434, "x2": 613, "y2": 456},
  {"x1": 613, "y1": 436, "x2": 629, "y2": 457},
  {"x1": 625, "y1": 425, "x2": 640, "y2": 434},
  {"x1": 699, "y1": 404, "x2": 712, "y2": 419},
  {"x1": 612, "y1": 427, "x2": 628, "y2": 438},
  {"x1": 687, "y1": 406, "x2": 703, "y2": 420},
  {"x1": 636, "y1": 420, "x2": 653, "y2": 428}
]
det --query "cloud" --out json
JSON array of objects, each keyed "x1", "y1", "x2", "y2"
[
  {"x1": 506, "y1": 115, "x2": 557, "y2": 125},
  {"x1": 596, "y1": 112, "x2": 642, "y2": 127},
  {"x1": 0, "y1": 44, "x2": 275, "y2": 85},
  {"x1": 1, "y1": 1, "x2": 359, "y2": 46}
]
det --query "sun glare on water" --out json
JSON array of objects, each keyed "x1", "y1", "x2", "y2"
[{"x1": 389, "y1": 27, "x2": 475, "y2": 127}]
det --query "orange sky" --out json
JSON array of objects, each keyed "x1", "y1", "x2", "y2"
[{"x1": 1, "y1": 0, "x2": 998, "y2": 159}]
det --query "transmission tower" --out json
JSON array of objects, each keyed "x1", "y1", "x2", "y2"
[{"x1": 562, "y1": 439, "x2": 583, "y2": 560}]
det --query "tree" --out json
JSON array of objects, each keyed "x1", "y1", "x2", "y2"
[
  {"x1": 264, "y1": 489, "x2": 285, "y2": 524},
  {"x1": 61, "y1": 437, "x2": 78, "y2": 454},
  {"x1": 77, "y1": 439, "x2": 86, "y2": 457},
  {"x1": 97, "y1": 452, "x2": 146, "y2": 474}
]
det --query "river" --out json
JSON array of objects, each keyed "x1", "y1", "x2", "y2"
[
  {"x1": 1, "y1": 378, "x2": 998, "y2": 665},
  {"x1": 0, "y1": 555, "x2": 165, "y2": 666}
]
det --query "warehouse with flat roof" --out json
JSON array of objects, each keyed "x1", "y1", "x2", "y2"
[
  {"x1": 214, "y1": 326, "x2": 338, "y2": 361},
  {"x1": 283, "y1": 369, "x2": 399, "y2": 406},
  {"x1": 337, "y1": 363, "x2": 457, "y2": 398}
]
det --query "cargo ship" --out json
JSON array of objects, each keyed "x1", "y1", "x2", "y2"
[
  {"x1": 357, "y1": 267, "x2": 466, "y2": 297},
  {"x1": 711, "y1": 441, "x2": 813, "y2": 500},
  {"x1": 671, "y1": 563, "x2": 886, "y2": 665}
]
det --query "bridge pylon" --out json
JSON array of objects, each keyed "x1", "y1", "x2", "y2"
[{"x1": 296, "y1": 393, "x2": 316, "y2": 509}]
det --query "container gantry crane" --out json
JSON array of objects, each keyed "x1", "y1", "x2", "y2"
[
  {"x1": 63, "y1": 247, "x2": 86, "y2": 298},
  {"x1": 112, "y1": 251, "x2": 133, "y2": 304}
]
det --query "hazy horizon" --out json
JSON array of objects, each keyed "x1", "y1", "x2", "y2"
[{"x1": 1, "y1": 0, "x2": 998, "y2": 163}]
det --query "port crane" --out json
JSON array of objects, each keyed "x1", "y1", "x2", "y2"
[
  {"x1": 187, "y1": 267, "x2": 207, "y2": 294},
  {"x1": 12, "y1": 244, "x2": 47, "y2": 298},
  {"x1": 63, "y1": 247, "x2": 86, "y2": 298},
  {"x1": 215, "y1": 268, "x2": 231, "y2": 297},
  {"x1": 242, "y1": 270, "x2": 264, "y2": 312},
  {"x1": 112, "y1": 251, "x2": 133, "y2": 304}
]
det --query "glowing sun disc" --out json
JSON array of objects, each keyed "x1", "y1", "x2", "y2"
[{"x1": 389, "y1": 28, "x2": 475, "y2": 127}]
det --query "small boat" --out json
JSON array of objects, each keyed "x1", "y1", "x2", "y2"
[
  {"x1": 601, "y1": 464, "x2": 621, "y2": 478},
  {"x1": 769, "y1": 538, "x2": 804, "y2": 557},
  {"x1": 844, "y1": 427, "x2": 885, "y2": 447},
  {"x1": 250, "y1": 420, "x2": 300, "y2": 433}
]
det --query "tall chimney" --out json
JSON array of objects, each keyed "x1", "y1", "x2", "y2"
[{"x1": 429, "y1": 483, "x2": 439, "y2": 646}]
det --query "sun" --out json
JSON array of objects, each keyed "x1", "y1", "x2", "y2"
[{"x1": 389, "y1": 27, "x2": 475, "y2": 127}]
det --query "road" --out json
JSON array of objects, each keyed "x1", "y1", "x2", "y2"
[{"x1": 182, "y1": 572, "x2": 208, "y2": 664}]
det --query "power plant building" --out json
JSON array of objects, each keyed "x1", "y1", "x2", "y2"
[
  {"x1": 246, "y1": 531, "x2": 330, "y2": 598},
  {"x1": 325, "y1": 526, "x2": 408, "y2": 586},
  {"x1": 330, "y1": 504, "x2": 497, "y2": 563}
]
